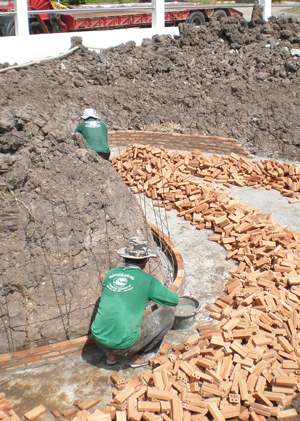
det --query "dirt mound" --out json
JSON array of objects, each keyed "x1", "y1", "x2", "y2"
[
  {"x1": 0, "y1": 136, "x2": 163, "y2": 354},
  {"x1": 0, "y1": 15, "x2": 300, "y2": 160}
]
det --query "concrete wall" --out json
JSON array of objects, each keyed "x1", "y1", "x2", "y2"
[{"x1": 0, "y1": 26, "x2": 179, "y2": 66}]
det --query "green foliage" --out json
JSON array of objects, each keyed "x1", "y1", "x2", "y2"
[
  {"x1": 62, "y1": 0, "x2": 86, "y2": 5},
  {"x1": 9, "y1": 174, "x2": 19, "y2": 183},
  {"x1": 283, "y1": 6, "x2": 300, "y2": 13},
  {"x1": 26, "y1": 228, "x2": 34, "y2": 240}
]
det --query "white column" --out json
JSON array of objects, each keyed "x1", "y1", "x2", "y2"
[
  {"x1": 263, "y1": 0, "x2": 272, "y2": 21},
  {"x1": 14, "y1": 0, "x2": 30, "y2": 37},
  {"x1": 152, "y1": 0, "x2": 165, "y2": 31}
]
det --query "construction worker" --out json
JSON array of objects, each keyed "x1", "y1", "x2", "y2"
[
  {"x1": 91, "y1": 237, "x2": 179, "y2": 368},
  {"x1": 74, "y1": 108, "x2": 110, "y2": 160}
]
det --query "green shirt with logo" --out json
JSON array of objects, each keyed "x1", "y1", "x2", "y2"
[
  {"x1": 74, "y1": 118, "x2": 110, "y2": 153},
  {"x1": 91, "y1": 265, "x2": 179, "y2": 349}
]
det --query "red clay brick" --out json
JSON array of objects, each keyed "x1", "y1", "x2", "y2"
[
  {"x1": 52, "y1": 341, "x2": 71, "y2": 351},
  {"x1": 0, "y1": 360, "x2": 16, "y2": 368},
  {"x1": 12, "y1": 349, "x2": 31, "y2": 359},
  {"x1": 27, "y1": 359, "x2": 45, "y2": 367},
  {"x1": 5, "y1": 364, "x2": 26, "y2": 371},
  {"x1": 48, "y1": 356, "x2": 65, "y2": 362},
  {"x1": 0, "y1": 354, "x2": 11, "y2": 363},
  {"x1": 61, "y1": 347, "x2": 79, "y2": 355},
  {"x1": 32, "y1": 345, "x2": 51, "y2": 355},
  {"x1": 21, "y1": 356, "x2": 40, "y2": 363},
  {"x1": 70, "y1": 336, "x2": 89, "y2": 346},
  {"x1": 43, "y1": 352, "x2": 60, "y2": 358}
]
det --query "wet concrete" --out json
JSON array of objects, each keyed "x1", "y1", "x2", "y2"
[{"x1": 1, "y1": 149, "x2": 300, "y2": 419}]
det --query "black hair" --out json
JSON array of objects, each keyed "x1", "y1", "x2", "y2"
[{"x1": 124, "y1": 257, "x2": 148, "y2": 266}]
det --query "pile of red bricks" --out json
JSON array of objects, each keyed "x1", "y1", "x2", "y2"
[
  {"x1": 111, "y1": 145, "x2": 300, "y2": 205},
  {"x1": 108, "y1": 131, "x2": 251, "y2": 158},
  {"x1": 107, "y1": 145, "x2": 300, "y2": 420}
]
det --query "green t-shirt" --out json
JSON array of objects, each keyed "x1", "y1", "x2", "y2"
[
  {"x1": 91, "y1": 265, "x2": 179, "y2": 349},
  {"x1": 74, "y1": 118, "x2": 110, "y2": 153}
]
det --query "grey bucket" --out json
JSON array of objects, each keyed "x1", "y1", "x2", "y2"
[{"x1": 172, "y1": 296, "x2": 200, "y2": 330}]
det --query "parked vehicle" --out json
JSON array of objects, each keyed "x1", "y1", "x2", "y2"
[{"x1": 0, "y1": 0, "x2": 243, "y2": 36}]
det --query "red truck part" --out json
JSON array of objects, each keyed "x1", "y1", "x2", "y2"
[{"x1": 0, "y1": 1, "x2": 243, "y2": 36}]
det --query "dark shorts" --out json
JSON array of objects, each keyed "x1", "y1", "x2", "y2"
[
  {"x1": 97, "y1": 152, "x2": 110, "y2": 161},
  {"x1": 94, "y1": 306, "x2": 175, "y2": 356}
]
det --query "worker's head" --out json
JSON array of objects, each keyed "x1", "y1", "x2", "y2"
[
  {"x1": 117, "y1": 236, "x2": 158, "y2": 268},
  {"x1": 124, "y1": 257, "x2": 148, "y2": 269},
  {"x1": 81, "y1": 108, "x2": 100, "y2": 120}
]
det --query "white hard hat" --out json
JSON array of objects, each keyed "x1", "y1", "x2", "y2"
[{"x1": 81, "y1": 108, "x2": 100, "y2": 120}]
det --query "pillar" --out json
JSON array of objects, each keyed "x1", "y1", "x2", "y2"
[
  {"x1": 262, "y1": 0, "x2": 272, "y2": 21},
  {"x1": 14, "y1": 0, "x2": 30, "y2": 37},
  {"x1": 152, "y1": 0, "x2": 164, "y2": 31}
]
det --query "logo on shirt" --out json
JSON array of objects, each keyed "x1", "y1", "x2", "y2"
[
  {"x1": 85, "y1": 121, "x2": 101, "y2": 128},
  {"x1": 107, "y1": 273, "x2": 134, "y2": 292},
  {"x1": 114, "y1": 277, "x2": 127, "y2": 287}
]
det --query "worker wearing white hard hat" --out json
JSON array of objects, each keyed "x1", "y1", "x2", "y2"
[{"x1": 74, "y1": 108, "x2": 110, "y2": 160}]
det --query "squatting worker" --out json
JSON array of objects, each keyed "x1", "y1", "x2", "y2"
[
  {"x1": 74, "y1": 108, "x2": 110, "y2": 160},
  {"x1": 91, "y1": 236, "x2": 179, "y2": 368}
]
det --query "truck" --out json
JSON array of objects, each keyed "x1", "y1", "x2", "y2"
[{"x1": 0, "y1": 0, "x2": 243, "y2": 37}]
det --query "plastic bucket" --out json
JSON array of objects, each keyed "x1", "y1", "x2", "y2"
[{"x1": 172, "y1": 296, "x2": 200, "y2": 331}]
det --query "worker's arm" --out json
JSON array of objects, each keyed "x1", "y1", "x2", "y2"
[
  {"x1": 74, "y1": 123, "x2": 81, "y2": 134},
  {"x1": 148, "y1": 277, "x2": 179, "y2": 307}
]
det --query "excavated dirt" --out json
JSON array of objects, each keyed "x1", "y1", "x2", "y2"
[
  {"x1": 1, "y1": 12, "x2": 300, "y2": 159},
  {"x1": 1, "y1": 10, "x2": 300, "y2": 353},
  {"x1": 0, "y1": 138, "x2": 164, "y2": 354}
]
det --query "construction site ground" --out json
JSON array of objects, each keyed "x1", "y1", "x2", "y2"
[
  {"x1": 1, "y1": 147, "x2": 300, "y2": 419},
  {"x1": 1, "y1": 5, "x2": 300, "y2": 420}
]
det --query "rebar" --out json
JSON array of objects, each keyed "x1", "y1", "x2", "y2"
[
  {"x1": 0, "y1": 278, "x2": 14, "y2": 353},
  {"x1": 103, "y1": 204, "x2": 112, "y2": 271},
  {"x1": 51, "y1": 203, "x2": 70, "y2": 339}
]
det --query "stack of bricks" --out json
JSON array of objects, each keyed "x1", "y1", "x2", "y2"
[
  {"x1": 111, "y1": 145, "x2": 300, "y2": 204},
  {"x1": 0, "y1": 393, "x2": 21, "y2": 421},
  {"x1": 108, "y1": 132, "x2": 251, "y2": 158},
  {"x1": 106, "y1": 144, "x2": 300, "y2": 420},
  {"x1": 0, "y1": 336, "x2": 99, "y2": 374}
]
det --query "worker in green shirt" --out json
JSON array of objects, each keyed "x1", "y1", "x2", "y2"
[
  {"x1": 74, "y1": 108, "x2": 110, "y2": 160},
  {"x1": 91, "y1": 236, "x2": 179, "y2": 368}
]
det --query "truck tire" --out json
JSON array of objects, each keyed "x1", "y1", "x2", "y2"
[
  {"x1": 187, "y1": 11, "x2": 206, "y2": 26},
  {"x1": 213, "y1": 10, "x2": 227, "y2": 20},
  {"x1": 7, "y1": 22, "x2": 16, "y2": 36}
]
